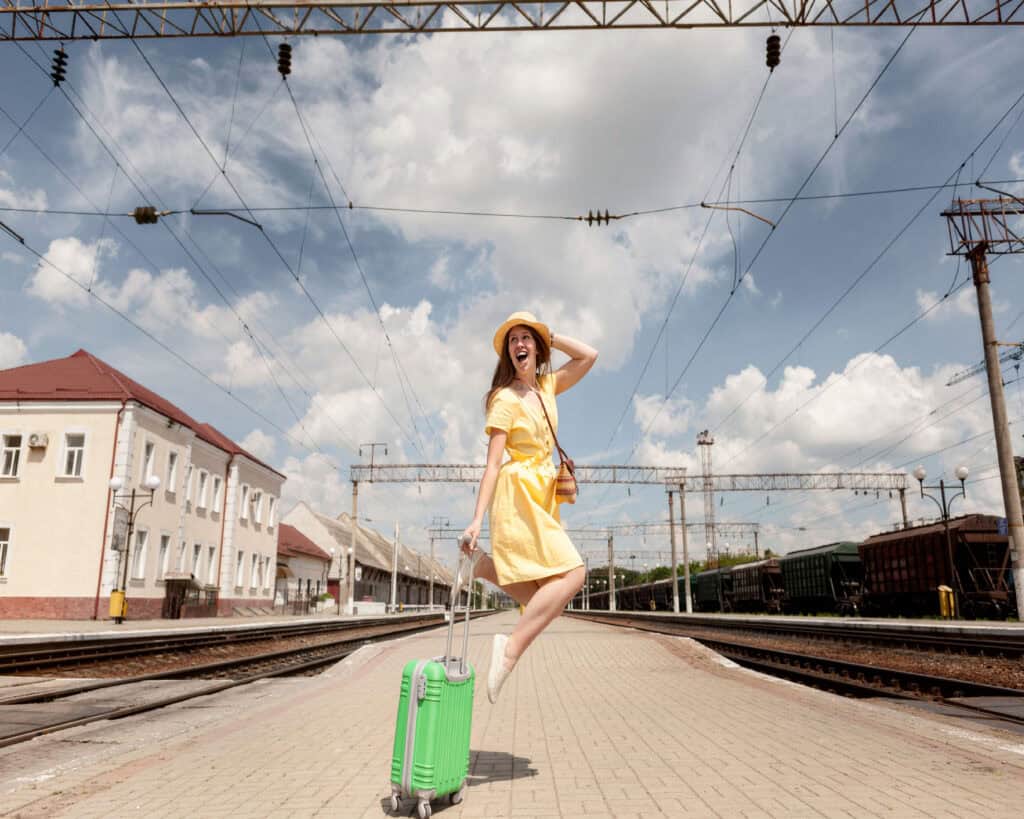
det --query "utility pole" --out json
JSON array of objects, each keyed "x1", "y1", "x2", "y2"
[
  {"x1": 667, "y1": 488, "x2": 680, "y2": 613},
  {"x1": 607, "y1": 533, "x2": 616, "y2": 612},
  {"x1": 679, "y1": 482, "x2": 692, "y2": 613},
  {"x1": 942, "y1": 196, "x2": 1024, "y2": 620},
  {"x1": 360, "y1": 442, "x2": 389, "y2": 475},
  {"x1": 697, "y1": 430, "x2": 716, "y2": 559},
  {"x1": 429, "y1": 515, "x2": 448, "y2": 611},
  {"x1": 391, "y1": 521, "x2": 400, "y2": 613}
]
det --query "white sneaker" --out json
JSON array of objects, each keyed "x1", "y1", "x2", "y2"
[{"x1": 487, "y1": 633, "x2": 514, "y2": 704}]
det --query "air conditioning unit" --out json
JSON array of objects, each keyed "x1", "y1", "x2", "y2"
[{"x1": 28, "y1": 432, "x2": 49, "y2": 449}]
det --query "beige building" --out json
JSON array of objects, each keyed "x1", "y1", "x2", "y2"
[
  {"x1": 0, "y1": 350, "x2": 285, "y2": 619},
  {"x1": 282, "y1": 502, "x2": 453, "y2": 612}
]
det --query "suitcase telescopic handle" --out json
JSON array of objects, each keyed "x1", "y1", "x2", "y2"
[{"x1": 445, "y1": 538, "x2": 475, "y2": 673}]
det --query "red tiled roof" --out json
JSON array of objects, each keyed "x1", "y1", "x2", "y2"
[
  {"x1": 0, "y1": 350, "x2": 285, "y2": 478},
  {"x1": 278, "y1": 523, "x2": 332, "y2": 562}
]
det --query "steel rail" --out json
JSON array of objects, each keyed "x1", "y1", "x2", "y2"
[
  {"x1": 0, "y1": 611, "x2": 494, "y2": 748},
  {"x1": 567, "y1": 610, "x2": 1024, "y2": 656},
  {"x1": 0, "y1": 613, "x2": 446, "y2": 672}
]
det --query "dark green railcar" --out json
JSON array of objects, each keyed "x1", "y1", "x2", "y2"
[
  {"x1": 779, "y1": 542, "x2": 862, "y2": 615},
  {"x1": 690, "y1": 568, "x2": 732, "y2": 612}
]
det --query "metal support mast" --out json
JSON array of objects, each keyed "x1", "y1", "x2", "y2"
[
  {"x1": 697, "y1": 430, "x2": 716, "y2": 562},
  {"x1": 942, "y1": 197, "x2": 1024, "y2": 620}
]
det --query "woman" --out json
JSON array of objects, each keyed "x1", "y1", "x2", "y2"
[{"x1": 461, "y1": 311, "x2": 598, "y2": 703}]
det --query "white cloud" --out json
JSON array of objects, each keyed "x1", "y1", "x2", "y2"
[
  {"x1": 25, "y1": 236, "x2": 116, "y2": 307},
  {"x1": 240, "y1": 428, "x2": 276, "y2": 461},
  {"x1": 632, "y1": 393, "x2": 694, "y2": 440},
  {"x1": 0, "y1": 333, "x2": 28, "y2": 369},
  {"x1": 916, "y1": 287, "x2": 1007, "y2": 322},
  {"x1": 0, "y1": 169, "x2": 47, "y2": 211}
]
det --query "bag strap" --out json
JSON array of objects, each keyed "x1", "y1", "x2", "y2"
[{"x1": 532, "y1": 386, "x2": 573, "y2": 469}]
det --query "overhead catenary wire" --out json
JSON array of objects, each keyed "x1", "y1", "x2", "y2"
[
  {"x1": 9, "y1": 42, "x2": 363, "y2": 459},
  {"x1": 125, "y1": 38, "x2": 426, "y2": 457},
  {"x1": 623, "y1": 20, "x2": 925, "y2": 468}
]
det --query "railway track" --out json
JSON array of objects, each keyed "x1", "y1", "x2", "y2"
[
  {"x1": 0, "y1": 611, "x2": 494, "y2": 749},
  {"x1": 569, "y1": 611, "x2": 1024, "y2": 730}
]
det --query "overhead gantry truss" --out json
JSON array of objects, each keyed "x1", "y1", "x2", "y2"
[
  {"x1": 351, "y1": 463, "x2": 907, "y2": 491},
  {"x1": 2, "y1": 0, "x2": 1022, "y2": 41}
]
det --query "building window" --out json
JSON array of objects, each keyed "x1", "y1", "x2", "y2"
[
  {"x1": 256, "y1": 556, "x2": 264, "y2": 590},
  {"x1": 178, "y1": 540, "x2": 187, "y2": 572},
  {"x1": 167, "y1": 451, "x2": 178, "y2": 492},
  {"x1": 207, "y1": 546, "x2": 217, "y2": 585},
  {"x1": 251, "y1": 490, "x2": 263, "y2": 524},
  {"x1": 265, "y1": 557, "x2": 273, "y2": 591},
  {"x1": 63, "y1": 433, "x2": 85, "y2": 478},
  {"x1": 267, "y1": 497, "x2": 278, "y2": 529},
  {"x1": 131, "y1": 529, "x2": 148, "y2": 579},
  {"x1": 250, "y1": 553, "x2": 259, "y2": 588},
  {"x1": 239, "y1": 485, "x2": 249, "y2": 521},
  {"x1": 211, "y1": 476, "x2": 223, "y2": 510},
  {"x1": 197, "y1": 470, "x2": 209, "y2": 509},
  {"x1": 1, "y1": 435, "x2": 21, "y2": 478},
  {"x1": 0, "y1": 527, "x2": 9, "y2": 576},
  {"x1": 235, "y1": 550, "x2": 245, "y2": 587},
  {"x1": 141, "y1": 440, "x2": 155, "y2": 485},
  {"x1": 157, "y1": 534, "x2": 170, "y2": 580}
]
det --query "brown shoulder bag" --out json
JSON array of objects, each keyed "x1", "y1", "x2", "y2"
[{"x1": 533, "y1": 388, "x2": 578, "y2": 504}]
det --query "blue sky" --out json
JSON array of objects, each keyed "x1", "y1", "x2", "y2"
[{"x1": 2, "y1": 26, "x2": 1023, "y2": 570}]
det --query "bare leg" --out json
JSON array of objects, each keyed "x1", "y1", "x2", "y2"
[
  {"x1": 505, "y1": 566, "x2": 585, "y2": 663},
  {"x1": 471, "y1": 554, "x2": 539, "y2": 608}
]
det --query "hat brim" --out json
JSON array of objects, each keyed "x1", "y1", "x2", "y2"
[{"x1": 493, "y1": 317, "x2": 550, "y2": 357}]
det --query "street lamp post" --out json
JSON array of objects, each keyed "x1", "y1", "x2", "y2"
[
  {"x1": 913, "y1": 465, "x2": 969, "y2": 615},
  {"x1": 108, "y1": 474, "x2": 160, "y2": 624}
]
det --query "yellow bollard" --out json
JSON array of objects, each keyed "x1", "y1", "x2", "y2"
[
  {"x1": 108, "y1": 590, "x2": 126, "y2": 620},
  {"x1": 937, "y1": 585, "x2": 956, "y2": 619}
]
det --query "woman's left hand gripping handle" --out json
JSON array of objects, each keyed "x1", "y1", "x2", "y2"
[{"x1": 460, "y1": 524, "x2": 480, "y2": 557}]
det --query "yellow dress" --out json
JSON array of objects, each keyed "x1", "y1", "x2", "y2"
[{"x1": 484, "y1": 374, "x2": 583, "y2": 585}]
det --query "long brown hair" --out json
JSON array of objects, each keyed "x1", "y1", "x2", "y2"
[{"x1": 484, "y1": 327, "x2": 552, "y2": 411}]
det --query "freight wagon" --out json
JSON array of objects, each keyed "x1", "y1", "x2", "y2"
[
  {"x1": 692, "y1": 568, "x2": 732, "y2": 612},
  {"x1": 779, "y1": 541, "x2": 863, "y2": 615},
  {"x1": 728, "y1": 559, "x2": 784, "y2": 613},
  {"x1": 859, "y1": 514, "x2": 1015, "y2": 619}
]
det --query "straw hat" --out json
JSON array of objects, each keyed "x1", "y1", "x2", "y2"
[{"x1": 492, "y1": 311, "x2": 550, "y2": 357}]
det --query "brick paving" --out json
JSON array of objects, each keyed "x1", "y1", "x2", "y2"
[{"x1": 1, "y1": 612, "x2": 1022, "y2": 818}]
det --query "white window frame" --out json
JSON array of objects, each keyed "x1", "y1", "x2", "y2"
[
  {"x1": 166, "y1": 451, "x2": 178, "y2": 493},
  {"x1": 211, "y1": 475, "x2": 223, "y2": 511},
  {"x1": 192, "y1": 542, "x2": 202, "y2": 577},
  {"x1": 177, "y1": 540, "x2": 187, "y2": 572},
  {"x1": 0, "y1": 525, "x2": 11, "y2": 577},
  {"x1": 60, "y1": 430, "x2": 87, "y2": 479},
  {"x1": 250, "y1": 553, "x2": 259, "y2": 588},
  {"x1": 251, "y1": 489, "x2": 263, "y2": 525},
  {"x1": 207, "y1": 546, "x2": 217, "y2": 585},
  {"x1": 157, "y1": 533, "x2": 171, "y2": 580},
  {"x1": 264, "y1": 557, "x2": 273, "y2": 591},
  {"x1": 184, "y1": 464, "x2": 194, "y2": 509},
  {"x1": 239, "y1": 485, "x2": 250, "y2": 521},
  {"x1": 197, "y1": 470, "x2": 209, "y2": 510},
  {"x1": 140, "y1": 439, "x2": 155, "y2": 486},
  {"x1": 235, "y1": 550, "x2": 245, "y2": 587},
  {"x1": 1, "y1": 433, "x2": 23, "y2": 479},
  {"x1": 131, "y1": 528, "x2": 149, "y2": 580},
  {"x1": 267, "y1": 497, "x2": 278, "y2": 529}
]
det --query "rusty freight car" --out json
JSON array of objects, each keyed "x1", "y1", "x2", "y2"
[{"x1": 859, "y1": 514, "x2": 1015, "y2": 619}]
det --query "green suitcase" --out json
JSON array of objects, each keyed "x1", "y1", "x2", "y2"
[{"x1": 389, "y1": 556, "x2": 475, "y2": 818}]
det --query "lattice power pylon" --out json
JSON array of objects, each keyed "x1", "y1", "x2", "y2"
[
  {"x1": 942, "y1": 196, "x2": 1024, "y2": 620},
  {"x1": 2, "y1": 0, "x2": 1023, "y2": 40},
  {"x1": 696, "y1": 430, "x2": 716, "y2": 561}
]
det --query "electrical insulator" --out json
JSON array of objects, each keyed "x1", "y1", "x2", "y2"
[
  {"x1": 277, "y1": 43, "x2": 292, "y2": 78},
  {"x1": 133, "y1": 206, "x2": 159, "y2": 225},
  {"x1": 766, "y1": 34, "x2": 781, "y2": 72},
  {"x1": 50, "y1": 48, "x2": 68, "y2": 87}
]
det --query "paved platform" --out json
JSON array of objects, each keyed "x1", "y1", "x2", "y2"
[{"x1": 1, "y1": 612, "x2": 1022, "y2": 818}]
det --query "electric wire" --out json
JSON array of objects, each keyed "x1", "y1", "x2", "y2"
[
  {"x1": 0, "y1": 85, "x2": 53, "y2": 159},
  {"x1": 126, "y1": 38, "x2": 426, "y2": 457},
  {"x1": 628, "y1": 20, "x2": 924, "y2": 462}
]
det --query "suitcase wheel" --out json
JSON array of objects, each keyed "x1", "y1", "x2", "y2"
[
  {"x1": 417, "y1": 798, "x2": 432, "y2": 818},
  {"x1": 388, "y1": 794, "x2": 399, "y2": 813},
  {"x1": 450, "y1": 784, "x2": 466, "y2": 805}
]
